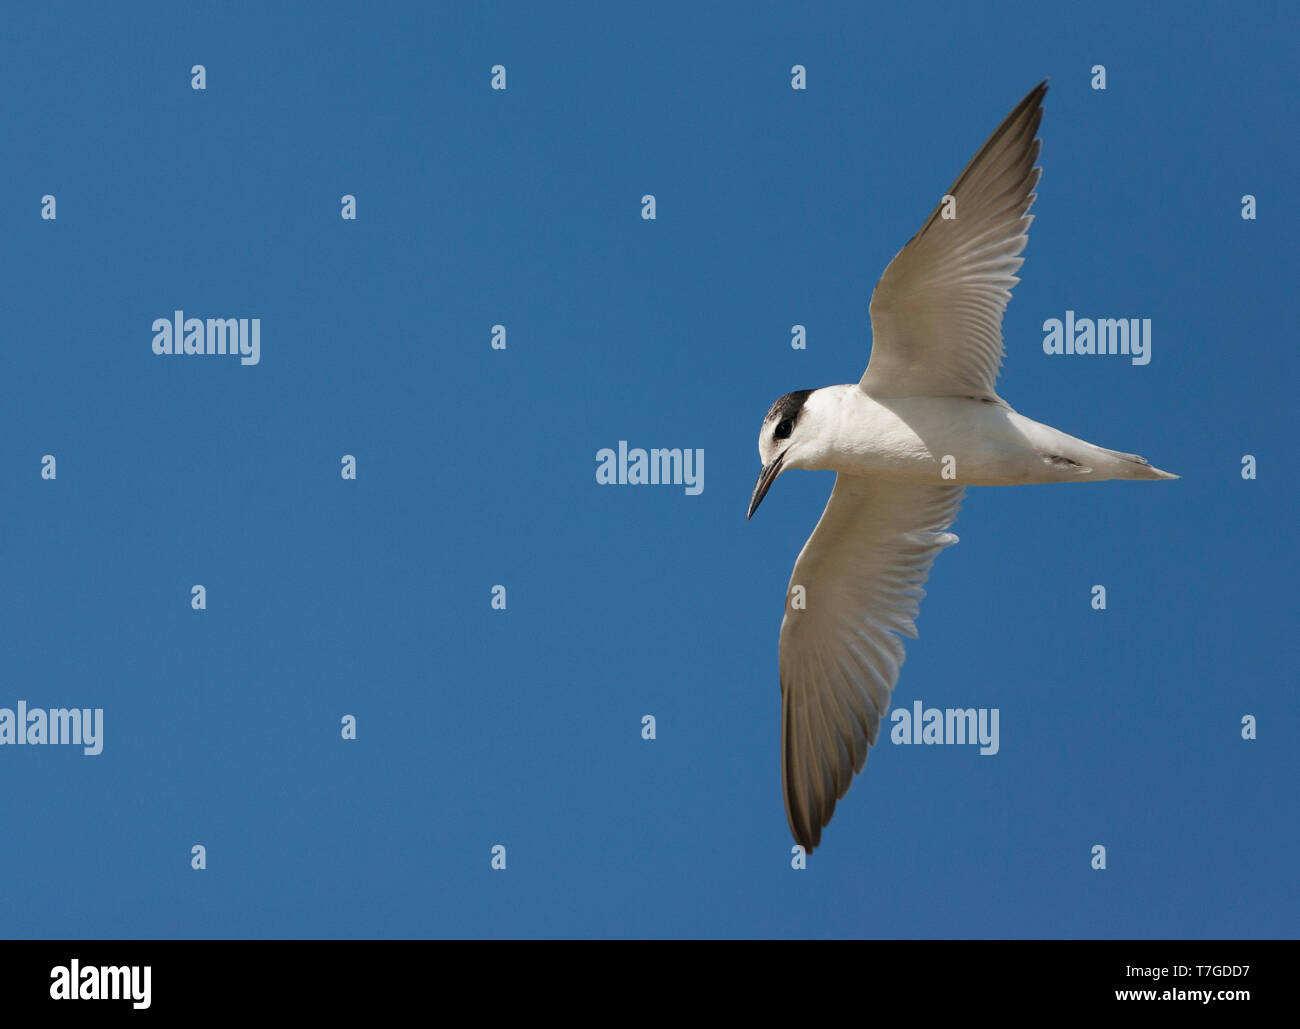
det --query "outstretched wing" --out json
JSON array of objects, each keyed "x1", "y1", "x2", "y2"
[
  {"x1": 862, "y1": 81, "x2": 1046, "y2": 400},
  {"x1": 780, "y1": 476, "x2": 963, "y2": 851}
]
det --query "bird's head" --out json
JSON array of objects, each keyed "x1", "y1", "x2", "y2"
[{"x1": 748, "y1": 388, "x2": 817, "y2": 520}]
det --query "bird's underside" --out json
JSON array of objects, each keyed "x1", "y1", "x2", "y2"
[
  {"x1": 780, "y1": 476, "x2": 963, "y2": 850},
  {"x1": 769, "y1": 80, "x2": 1176, "y2": 853}
]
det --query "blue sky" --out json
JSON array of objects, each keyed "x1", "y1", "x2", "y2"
[{"x1": 1, "y1": 1, "x2": 1294, "y2": 938}]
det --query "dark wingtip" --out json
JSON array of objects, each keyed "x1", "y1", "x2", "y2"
[
  {"x1": 1021, "y1": 79, "x2": 1049, "y2": 114},
  {"x1": 792, "y1": 817, "x2": 820, "y2": 855}
]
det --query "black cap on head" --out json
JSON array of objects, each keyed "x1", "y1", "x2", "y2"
[{"x1": 765, "y1": 389, "x2": 813, "y2": 426}]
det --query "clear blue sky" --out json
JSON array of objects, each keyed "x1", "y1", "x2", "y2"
[{"x1": 1, "y1": 1, "x2": 1294, "y2": 939}]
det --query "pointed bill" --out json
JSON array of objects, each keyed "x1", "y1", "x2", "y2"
[{"x1": 747, "y1": 452, "x2": 786, "y2": 520}]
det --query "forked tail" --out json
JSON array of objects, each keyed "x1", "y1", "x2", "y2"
[{"x1": 1097, "y1": 445, "x2": 1179, "y2": 480}]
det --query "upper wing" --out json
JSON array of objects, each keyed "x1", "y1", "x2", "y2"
[
  {"x1": 780, "y1": 475, "x2": 963, "y2": 852},
  {"x1": 861, "y1": 81, "x2": 1046, "y2": 400}
]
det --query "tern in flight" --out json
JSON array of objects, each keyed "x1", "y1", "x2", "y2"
[{"x1": 746, "y1": 81, "x2": 1176, "y2": 852}]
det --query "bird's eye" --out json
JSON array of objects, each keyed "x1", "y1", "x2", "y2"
[{"x1": 774, "y1": 419, "x2": 793, "y2": 440}]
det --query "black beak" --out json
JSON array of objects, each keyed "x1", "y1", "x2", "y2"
[{"x1": 747, "y1": 452, "x2": 786, "y2": 521}]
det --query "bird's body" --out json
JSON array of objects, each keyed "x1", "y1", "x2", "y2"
[
  {"x1": 748, "y1": 80, "x2": 1176, "y2": 853},
  {"x1": 784, "y1": 386, "x2": 1174, "y2": 486}
]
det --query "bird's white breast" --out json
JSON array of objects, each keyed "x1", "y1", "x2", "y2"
[{"x1": 803, "y1": 386, "x2": 1085, "y2": 485}]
